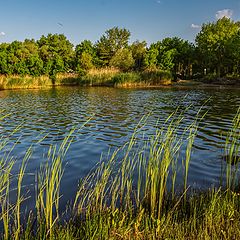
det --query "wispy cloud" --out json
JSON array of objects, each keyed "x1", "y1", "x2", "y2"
[
  {"x1": 0, "y1": 31, "x2": 5, "y2": 36},
  {"x1": 156, "y1": 0, "x2": 161, "y2": 4},
  {"x1": 216, "y1": 9, "x2": 233, "y2": 19},
  {"x1": 191, "y1": 23, "x2": 201, "y2": 29}
]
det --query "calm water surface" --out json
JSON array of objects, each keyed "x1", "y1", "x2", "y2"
[{"x1": 0, "y1": 86, "x2": 239, "y2": 209}]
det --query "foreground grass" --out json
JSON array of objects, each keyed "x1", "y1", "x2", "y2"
[{"x1": 0, "y1": 109, "x2": 239, "y2": 239}]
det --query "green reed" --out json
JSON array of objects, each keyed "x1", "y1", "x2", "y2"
[
  {"x1": 0, "y1": 109, "x2": 240, "y2": 239},
  {"x1": 0, "y1": 158, "x2": 14, "y2": 240},
  {"x1": 36, "y1": 130, "x2": 74, "y2": 239},
  {"x1": 225, "y1": 107, "x2": 240, "y2": 190}
]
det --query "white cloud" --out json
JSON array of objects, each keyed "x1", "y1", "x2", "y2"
[
  {"x1": 191, "y1": 23, "x2": 201, "y2": 29},
  {"x1": 216, "y1": 9, "x2": 233, "y2": 19},
  {"x1": 156, "y1": 0, "x2": 161, "y2": 4},
  {"x1": 0, "y1": 32, "x2": 5, "y2": 36}
]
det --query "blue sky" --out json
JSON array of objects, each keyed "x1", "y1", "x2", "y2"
[{"x1": 0, "y1": 0, "x2": 239, "y2": 45}]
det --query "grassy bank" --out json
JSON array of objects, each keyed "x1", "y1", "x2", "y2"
[
  {"x1": 77, "y1": 68, "x2": 172, "y2": 87},
  {"x1": 0, "y1": 69, "x2": 172, "y2": 90},
  {"x1": 0, "y1": 75, "x2": 53, "y2": 90},
  {"x1": 196, "y1": 73, "x2": 240, "y2": 86},
  {"x1": 0, "y1": 109, "x2": 240, "y2": 239}
]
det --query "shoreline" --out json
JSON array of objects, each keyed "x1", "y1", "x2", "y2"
[{"x1": 0, "y1": 73, "x2": 240, "y2": 91}]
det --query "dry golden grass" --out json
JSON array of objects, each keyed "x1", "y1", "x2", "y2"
[
  {"x1": 88, "y1": 67, "x2": 120, "y2": 76},
  {"x1": 0, "y1": 75, "x2": 52, "y2": 90}
]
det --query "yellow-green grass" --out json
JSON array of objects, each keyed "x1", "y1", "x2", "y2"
[
  {"x1": 0, "y1": 69, "x2": 173, "y2": 90},
  {"x1": 0, "y1": 74, "x2": 84, "y2": 90},
  {"x1": 0, "y1": 75, "x2": 52, "y2": 90},
  {"x1": 0, "y1": 109, "x2": 239, "y2": 239},
  {"x1": 79, "y1": 68, "x2": 172, "y2": 87}
]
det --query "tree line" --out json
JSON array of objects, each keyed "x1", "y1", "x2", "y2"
[{"x1": 0, "y1": 17, "x2": 239, "y2": 80}]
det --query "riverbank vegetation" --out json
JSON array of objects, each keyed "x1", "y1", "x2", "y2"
[
  {"x1": 0, "y1": 109, "x2": 239, "y2": 239},
  {"x1": 0, "y1": 17, "x2": 240, "y2": 89}
]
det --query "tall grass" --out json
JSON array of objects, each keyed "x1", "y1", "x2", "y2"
[
  {"x1": 0, "y1": 158, "x2": 14, "y2": 240},
  {"x1": 0, "y1": 68, "x2": 173, "y2": 90},
  {"x1": 0, "y1": 75, "x2": 52, "y2": 90},
  {"x1": 0, "y1": 109, "x2": 240, "y2": 239},
  {"x1": 225, "y1": 107, "x2": 240, "y2": 190},
  {"x1": 57, "y1": 68, "x2": 172, "y2": 87}
]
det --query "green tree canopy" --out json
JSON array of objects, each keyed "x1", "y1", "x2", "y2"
[
  {"x1": 130, "y1": 40, "x2": 147, "y2": 70},
  {"x1": 37, "y1": 34, "x2": 74, "y2": 77},
  {"x1": 196, "y1": 17, "x2": 240, "y2": 77},
  {"x1": 144, "y1": 45, "x2": 159, "y2": 70},
  {"x1": 96, "y1": 27, "x2": 131, "y2": 66},
  {"x1": 228, "y1": 31, "x2": 240, "y2": 75},
  {"x1": 75, "y1": 40, "x2": 96, "y2": 72},
  {"x1": 0, "y1": 40, "x2": 43, "y2": 76},
  {"x1": 109, "y1": 48, "x2": 134, "y2": 72}
]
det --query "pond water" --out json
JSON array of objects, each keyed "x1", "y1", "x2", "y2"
[{"x1": 0, "y1": 86, "x2": 239, "y2": 210}]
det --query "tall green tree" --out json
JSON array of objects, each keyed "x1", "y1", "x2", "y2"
[
  {"x1": 75, "y1": 40, "x2": 96, "y2": 72},
  {"x1": 0, "y1": 43, "x2": 11, "y2": 74},
  {"x1": 144, "y1": 44, "x2": 159, "y2": 70},
  {"x1": 95, "y1": 27, "x2": 131, "y2": 66},
  {"x1": 226, "y1": 30, "x2": 240, "y2": 76},
  {"x1": 37, "y1": 34, "x2": 74, "y2": 79},
  {"x1": 196, "y1": 17, "x2": 239, "y2": 77},
  {"x1": 158, "y1": 38, "x2": 194, "y2": 78},
  {"x1": 109, "y1": 48, "x2": 134, "y2": 71},
  {"x1": 23, "y1": 39, "x2": 43, "y2": 76},
  {"x1": 130, "y1": 41, "x2": 147, "y2": 70}
]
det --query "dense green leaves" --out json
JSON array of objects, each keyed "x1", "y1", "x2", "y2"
[
  {"x1": 37, "y1": 34, "x2": 74, "y2": 77},
  {"x1": 0, "y1": 19, "x2": 240, "y2": 81},
  {"x1": 109, "y1": 48, "x2": 134, "y2": 71},
  {"x1": 196, "y1": 17, "x2": 240, "y2": 77},
  {"x1": 75, "y1": 40, "x2": 96, "y2": 73},
  {"x1": 130, "y1": 41, "x2": 147, "y2": 70},
  {"x1": 95, "y1": 27, "x2": 131, "y2": 66}
]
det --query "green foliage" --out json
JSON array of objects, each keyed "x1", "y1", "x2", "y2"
[
  {"x1": 75, "y1": 40, "x2": 97, "y2": 72},
  {"x1": 77, "y1": 52, "x2": 94, "y2": 72},
  {"x1": 0, "y1": 40, "x2": 43, "y2": 76},
  {"x1": 159, "y1": 48, "x2": 176, "y2": 71},
  {"x1": 0, "y1": 20, "x2": 240, "y2": 83},
  {"x1": 130, "y1": 40, "x2": 147, "y2": 70},
  {"x1": 196, "y1": 17, "x2": 240, "y2": 77},
  {"x1": 144, "y1": 47, "x2": 159, "y2": 69},
  {"x1": 112, "y1": 72, "x2": 141, "y2": 85},
  {"x1": 95, "y1": 27, "x2": 131, "y2": 66},
  {"x1": 109, "y1": 48, "x2": 134, "y2": 71},
  {"x1": 37, "y1": 34, "x2": 74, "y2": 78},
  {"x1": 145, "y1": 38, "x2": 194, "y2": 79},
  {"x1": 227, "y1": 31, "x2": 240, "y2": 76},
  {"x1": 1, "y1": 110, "x2": 240, "y2": 239}
]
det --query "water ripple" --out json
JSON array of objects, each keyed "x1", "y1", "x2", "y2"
[{"x1": 0, "y1": 86, "x2": 239, "y2": 205}]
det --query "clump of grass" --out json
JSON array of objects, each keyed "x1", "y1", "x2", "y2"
[
  {"x1": 225, "y1": 107, "x2": 240, "y2": 190},
  {"x1": 36, "y1": 130, "x2": 74, "y2": 239},
  {"x1": 78, "y1": 69, "x2": 173, "y2": 87},
  {"x1": 141, "y1": 69, "x2": 172, "y2": 83},
  {"x1": 112, "y1": 72, "x2": 141, "y2": 86},
  {"x1": 0, "y1": 68, "x2": 173, "y2": 89},
  {"x1": 0, "y1": 158, "x2": 14, "y2": 240},
  {"x1": 0, "y1": 75, "x2": 52, "y2": 90},
  {"x1": 55, "y1": 73, "x2": 82, "y2": 85},
  {"x1": 78, "y1": 67, "x2": 120, "y2": 86},
  {"x1": 0, "y1": 109, "x2": 240, "y2": 239},
  {"x1": 72, "y1": 110, "x2": 199, "y2": 237}
]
